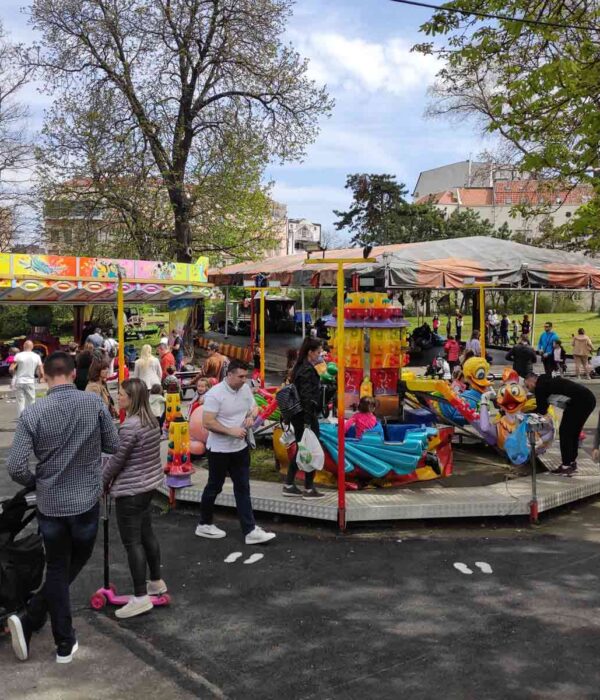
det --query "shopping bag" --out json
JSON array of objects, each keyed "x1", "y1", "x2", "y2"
[
  {"x1": 504, "y1": 420, "x2": 530, "y2": 465},
  {"x1": 297, "y1": 428, "x2": 325, "y2": 472}
]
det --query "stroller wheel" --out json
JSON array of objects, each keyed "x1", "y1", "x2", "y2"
[{"x1": 90, "y1": 593, "x2": 107, "y2": 610}]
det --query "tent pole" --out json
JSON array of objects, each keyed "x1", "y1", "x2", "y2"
[
  {"x1": 117, "y1": 275, "x2": 126, "y2": 423},
  {"x1": 479, "y1": 286, "x2": 486, "y2": 359},
  {"x1": 531, "y1": 291, "x2": 538, "y2": 345},
  {"x1": 224, "y1": 288, "x2": 230, "y2": 339},
  {"x1": 301, "y1": 288, "x2": 306, "y2": 339},
  {"x1": 260, "y1": 289, "x2": 266, "y2": 386},
  {"x1": 336, "y1": 262, "x2": 346, "y2": 532}
]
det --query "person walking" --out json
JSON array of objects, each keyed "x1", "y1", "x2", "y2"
[
  {"x1": 203, "y1": 341, "x2": 228, "y2": 380},
  {"x1": 157, "y1": 343, "x2": 176, "y2": 380},
  {"x1": 283, "y1": 337, "x2": 326, "y2": 499},
  {"x1": 102, "y1": 378, "x2": 166, "y2": 619},
  {"x1": 520, "y1": 314, "x2": 531, "y2": 337},
  {"x1": 6, "y1": 352, "x2": 119, "y2": 663},
  {"x1": 443, "y1": 335, "x2": 461, "y2": 373},
  {"x1": 170, "y1": 330, "x2": 184, "y2": 370},
  {"x1": 85, "y1": 359, "x2": 117, "y2": 418},
  {"x1": 499, "y1": 314, "x2": 510, "y2": 345},
  {"x1": 132, "y1": 344, "x2": 163, "y2": 389},
  {"x1": 505, "y1": 335, "x2": 537, "y2": 378},
  {"x1": 10, "y1": 340, "x2": 42, "y2": 416},
  {"x1": 572, "y1": 328, "x2": 593, "y2": 380},
  {"x1": 537, "y1": 322, "x2": 560, "y2": 376},
  {"x1": 195, "y1": 359, "x2": 276, "y2": 544},
  {"x1": 525, "y1": 372, "x2": 596, "y2": 475},
  {"x1": 432, "y1": 315, "x2": 440, "y2": 334}
]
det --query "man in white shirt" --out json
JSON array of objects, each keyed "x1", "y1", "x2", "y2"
[
  {"x1": 195, "y1": 359, "x2": 276, "y2": 545},
  {"x1": 10, "y1": 341, "x2": 42, "y2": 416},
  {"x1": 103, "y1": 329, "x2": 118, "y2": 374}
]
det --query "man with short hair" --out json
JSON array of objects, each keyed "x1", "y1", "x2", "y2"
[
  {"x1": 195, "y1": 359, "x2": 276, "y2": 545},
  {"x1": 86, "y1": 327, "x2": 105, "y2": 349},
  {"x1": 537, "y1": 322, "x2": 560, "y2": 376},
  {"x1": 506, "y1": 335, "x2": 537, "y2": 378},
  {"x1": 524, "y1": 372, "x2": 596, "y2": 475},
  {"x1": 157, "y1": 342, "x2": 176, "y2": 380},
  {"x1": 203, "y1": 341, "x2": 228, "y2": 381},
  {"x1": 10, "y1": 340, "x2": 42, "y2": 416},
  {"x1": 6, "y1": 351, "x2": 119, "y2": 664}
]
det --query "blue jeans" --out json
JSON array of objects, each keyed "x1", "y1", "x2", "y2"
[
  {"x1": 200, "y1": 448, "x2": 255, "y2": 535},
  {"x1": 28, "y1": 502, "x2": 99, "y2": 647}
]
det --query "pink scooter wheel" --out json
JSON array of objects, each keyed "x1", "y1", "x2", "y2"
[
  {"x1": 90, "y1": 592, "x2": 107, "y2": 610},
  {"x1": 154, "y1": 593, "x2": 171, "y2": 606}
]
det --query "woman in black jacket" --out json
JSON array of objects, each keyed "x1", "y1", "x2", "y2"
[{"x1": 283, "y1": 337, "x2": 325, "y2": 499}]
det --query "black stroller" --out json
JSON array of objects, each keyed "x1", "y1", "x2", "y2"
[{"x1": 0, "y1": 488, "x2": 45, "y2": 630}]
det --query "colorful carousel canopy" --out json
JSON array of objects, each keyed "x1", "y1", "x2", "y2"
[
  {"x1": 209, "y1": 236, "x2": 600, "y2": 290},
  {"x1": 0, "y1": 253, "x2": 210, "y2": 304}
]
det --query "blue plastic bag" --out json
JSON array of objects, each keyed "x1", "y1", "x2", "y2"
[{"x1": 504, "y1": 420, "x2": 530, "y2": 465}]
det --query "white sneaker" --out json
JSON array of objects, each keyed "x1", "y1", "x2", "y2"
[
  {"x1": 245, "y1": 526, "x2": 276, "y2": 545},
  {"x1": 115, "y1": 596, "x2": 153, "y2": 619},
  {"x1": 195, "y1": 524, "x2": 226, "y2": 539}
]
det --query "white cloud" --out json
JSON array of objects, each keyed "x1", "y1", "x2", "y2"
[{"x1": 297, "y1": 32, "x2": 440, "y2": 96}]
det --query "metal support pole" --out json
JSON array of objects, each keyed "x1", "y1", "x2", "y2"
[
  {"x1": 260, "y1": 289, "x2": 266, "y2": 386},
  {"x1": 301, "y1": 288, "x2": 306, "y2": 339},
  {"x1": 224, "y1": 287, "x2": 230, "y2": 339},
  {"x1": 117, "y1": 275, "x2": 126, "y2": 423},
  {"x1": 479, "y1": 285, "x2": 486, "y2": 359},
  {"x1": 531, "y1": 290, "x2": 538, "y2": 345},
  {"x1": 336, "y1": 262, "x2": 346, "y2": 531},
  {"x1": 529, "y1": 427, "x2": 538, "y2": 524}
]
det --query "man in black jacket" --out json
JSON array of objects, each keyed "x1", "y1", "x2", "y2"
[
  {"x1": 506, "y1": 335, "x2": 537, "y2": 378},
  {"x1": 524, "y1": 373, "x2": 596, "y2": 474}
]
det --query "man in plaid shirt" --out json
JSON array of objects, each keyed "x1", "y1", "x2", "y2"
[{"x1": 6, "y1": 351, "x2": 118, "y2": 664}]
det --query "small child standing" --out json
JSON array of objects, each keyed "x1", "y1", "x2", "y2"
[
  {"x1": 344, "y1": 396, "x2": 378, "y2": 439},
  {"x1": 149, "y1": 384, "x2": 167, "y2": 429},
  {"x1": 553, "y1": 340, "x2": 567, "y2": 376},
  {"x1": 162, "y1": 366, "x2": 181, "y2": 394}
]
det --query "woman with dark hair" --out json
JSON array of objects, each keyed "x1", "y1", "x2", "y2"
[
  {"x1": 75, "y1": 342, "x2": 94, "y2": 391},
  {"x1": 85, "y1": 358, "x2": 117, "y2": 417},
  {"x1": 283, "y1": 337, "x2": 325, "y2": 499},
  {"x1": 103, "y1": 378, "x2": 166, "y2": 619}
]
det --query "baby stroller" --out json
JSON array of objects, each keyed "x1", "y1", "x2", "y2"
[{"x1": 0, "y1": 488, "x2": 45, "y2": 630}]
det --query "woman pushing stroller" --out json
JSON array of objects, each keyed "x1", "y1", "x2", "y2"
[{"x1": 103, "y1": 378, "x2": 167, "y2": 619}]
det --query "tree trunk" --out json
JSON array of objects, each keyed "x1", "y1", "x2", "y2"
[
  {"x1": 169, "y1": 185, "x2": 193, "y2": 262},
  {"x1": 591, "y1": 292, "x2": 596, "y2": 312}
]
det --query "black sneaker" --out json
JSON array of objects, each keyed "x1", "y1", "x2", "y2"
[
  {"x1": 302, "y1": 489, "x2": 325, "y2": 499},
  {"x1": 7, "y1": 611, "x2": 32, "y2": 661},
  {"x1": 282, "y1": 485, "x2": 303, "y2": 497},
  {"x1": 56, "y1": 639, "x2": 78, "y2": 664}
]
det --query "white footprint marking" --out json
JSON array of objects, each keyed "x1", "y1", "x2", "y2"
[
  {"x1": 224, "y1": 552, "x2": 243, "y2": 564},
  {"x1": 475, "y1": 561, "x2": 493, "y2": 574},
  {"x1": 453, "y1": 562, "x2": 473, "y2": 575},
  {"x1": 243, "y1": 553, "x2": 264, "y2": 565}
]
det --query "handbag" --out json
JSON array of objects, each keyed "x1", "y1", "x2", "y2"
[{"x1": 275, "y1": 384, "x2": 303, "y2": 422}]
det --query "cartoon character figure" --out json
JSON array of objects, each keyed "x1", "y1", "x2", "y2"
[
  {"x1": 440, "y1": 356, "x2": 491, "y2": 425},
  {"x1": 19, "y1": 255, "x2": 66, "y2": 276},
  {"x1": 91, "y1": 259, "x2": 127, "y2": 279}
]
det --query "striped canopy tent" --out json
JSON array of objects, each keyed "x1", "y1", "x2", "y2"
[{"x1": 209, "y1": 236, "x2": 600, "y2": 290}]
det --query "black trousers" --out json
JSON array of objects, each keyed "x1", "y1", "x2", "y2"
[
  {"x1": 542, "y1": 354, "x2": 555, "y2": 376},
  {"x1": 27, "y1": 502, "x2": 99, "y2": 647},
  {"x1": 559, "y1": 401, "x2": 596, "y2": 466},
  {"x1": 286, "y1": 416, "x2": 320, "y2": 490},
  {"x1": 200, "y1": 447, "x2": 255, "y2": 535},
  {"x1": 115, "y1": 491, "x2": 161, "y2": 597}
]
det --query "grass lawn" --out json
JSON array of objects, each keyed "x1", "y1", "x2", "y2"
[
  {"x1": 404, "y1": 312, "x2": 600, "y2": 348},
  {"x1": 250, "y1": 443, "x2": 281, "y2": 483}
]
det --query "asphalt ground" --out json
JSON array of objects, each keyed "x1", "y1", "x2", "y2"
[{"x1": 2, "y1": 384, "x2": 600, "y2": 697}]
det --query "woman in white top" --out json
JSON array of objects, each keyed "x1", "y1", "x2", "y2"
[{"x1": 132, "y1": 344, "x2": 163, "y2": 389}]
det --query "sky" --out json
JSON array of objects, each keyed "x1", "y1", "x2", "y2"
[{"x1": 1, "y1": 0, "x2": 489, "y2": 240}]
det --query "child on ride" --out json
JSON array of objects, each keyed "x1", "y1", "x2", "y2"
[{"x1": 345, "y1": 396, "x2": 378, "y2": 439}]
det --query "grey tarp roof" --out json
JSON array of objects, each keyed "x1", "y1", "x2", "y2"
[{"x1": 210, "y1": 236, "x2": 600, "y2": 289}]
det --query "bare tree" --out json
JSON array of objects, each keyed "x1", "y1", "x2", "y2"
[{"x1": 30, "y1": 0, "x2": 333, "y2": 262}]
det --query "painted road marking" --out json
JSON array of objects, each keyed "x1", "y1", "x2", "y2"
[
  {"x1": 453, "y1": 562, "x2": 473, "y2": 575},
  {"x1": 224, "y1": 552, "x2": 243, "y2": 564},
  {"x1": 243, "y1": 553, "x2": 264, "y2": 565},
  {"x1": 475, "y1": 561, "x2": 493, "y2": 574}
]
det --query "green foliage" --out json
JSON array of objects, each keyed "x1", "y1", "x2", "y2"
[
  {"x1": 333, "y1": 173, "x2": 510, "y2": 245},
  {"x1": 26, "y1": 306, "x2": 53, "y2": 328},
  {"x1": 415, "y1": 1, "x2": 600, "y2": 224}
]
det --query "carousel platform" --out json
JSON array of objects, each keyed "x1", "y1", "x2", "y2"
[{"x1": 157, "y1": 445, "x2": 600, "y2": 524}]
